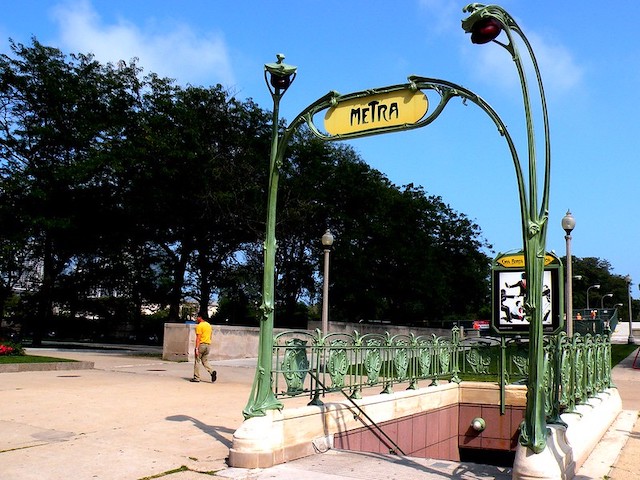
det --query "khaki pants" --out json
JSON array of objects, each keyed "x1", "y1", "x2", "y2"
[{"x1": 193, "y1": 343, "x2": 213, "y2": 380}]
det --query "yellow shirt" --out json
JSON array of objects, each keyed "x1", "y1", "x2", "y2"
[{"x1": 195, "y1": 321, "x2": 212, "y2": 344}]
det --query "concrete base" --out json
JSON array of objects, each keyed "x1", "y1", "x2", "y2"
[
  {"x1": 0, "y1": 360, "x2": 94, "y2": 373},
  {"x1": 229, "y1": 412, "x2": 288, "y2": 468},
  {"x1": 229, "y1": 382, "x2": 460, "y2": 468},
  {"x1": 513, "y1": 388, "x2": 622, "y2": 480},
  {"x1": 229, "y1": 382, "x2": 530, "y2": 469},
  {"x1": 512, "y1": 426, "x2": 571, "y2": 480}
]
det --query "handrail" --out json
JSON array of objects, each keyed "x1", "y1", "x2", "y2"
[{"x1": 307, "y1": 370, "x2": 406, "y2": 456}]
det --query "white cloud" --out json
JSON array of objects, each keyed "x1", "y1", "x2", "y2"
[
  {"x1": 526, "y1": 32, "x2": 584, "y2": 92},
  {"x1": 463, "y1": 27, "x2": 584, "y2": 98},
  {"x1": 418, "y1": 0, "x2": 460, "y2": 35},
  {"x1": 50, "y1": 0, "x2": 234, "y2": 87}
]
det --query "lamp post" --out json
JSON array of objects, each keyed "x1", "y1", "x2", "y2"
[
  {"x1": 614, "y1": 302, "x2": 624, "y2": 322},
  {"x1": 600, "y1": 293, "x2": 613, "y2": 309},
  {"x1": 562, "y1": 211, "x2": 575, "y2": 336},
  {"x1": 462, "y1": 4, "x2": 551, "y2": 454},
  {"x1": 321, "y1": 229, "x2": 334, "y2": 335},
  {"x1": 586, "y1": 284, "x2": 600, "y2": 309},
  {"x1": 625, "y1": 275, "x2": 635, "y2": 344},
  {"x1": 243, "y1": 54, "x2": 297, "y2": 419}
]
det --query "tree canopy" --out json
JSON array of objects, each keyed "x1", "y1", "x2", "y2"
[
  {"x1": 0, "y1": 38, "x2": 497, "y2": 343},
  {"x1": 563, "y1": 256, "x2": 638, "y2": 319}
]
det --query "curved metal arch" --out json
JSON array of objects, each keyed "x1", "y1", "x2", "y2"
[
  {"x1": 274, "y1": 77, "x2": 530, "y2": 229},
  {"x1": 246, "y1": 10, "x2": 554, "y2": 450}
]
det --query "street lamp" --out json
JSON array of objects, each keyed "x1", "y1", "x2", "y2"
[
  {"x1": 586, "y1": 284, "x2": 600, "y2": 309},
  {"x1": 600, "y1": 293, "x2": 613, "y2": 309},
  {"x1": 625, "y1": 275, "x2": 635, "y2": 344},
  {"x1": 562, "y1": 210, "x2": 575, "y2": 336},
  {"x1": 462, "y1": 3, "x2": 552, "y2": 455},
  {"x1": 321, "y1": 229, "x2": 334, "y2": 335},
  {"x1": 243, "y1": 54, "x2": 297, "y2": 419}
]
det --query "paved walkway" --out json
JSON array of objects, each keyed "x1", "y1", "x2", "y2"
[{"x1": 1, "y1": 327, "x2": 638, "y2": 480}]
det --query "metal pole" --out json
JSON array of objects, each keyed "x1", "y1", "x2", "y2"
[
  {"x1": 321, "y1": 247, "x2": 330, "y2": 335},
  {"x1": 600, "y1": 293, "x2": 613, "y2": 309},
  {"x1": 627, "y1": 276, "x2": 635, "y2": 345},
  {"x1": 463, "y1": 4, "x2": 552, "y2": 454},
  {"x1": 320, "y1": 229, "x2": 334, "y2": 336},
  {"x1": 562, "y1": 210, "x2": 575, "y2": 337},
  {"x1": 586, "y1": 284, "x2": 600, "y2": 310},
  {"x1": 565, "y1": 231, "x2": 573, "y2": 337},
  {"x1": 243, "y1": 55, "x2": 296, "y2": 419}
]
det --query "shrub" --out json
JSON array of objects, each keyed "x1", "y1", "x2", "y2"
[{"x1": 0, "y1": 341, "x2": 25, "y2": 356}]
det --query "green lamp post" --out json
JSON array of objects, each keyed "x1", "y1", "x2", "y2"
[
  {"x1": 462, "y1": 4, "x2": 552, "y2": 454},
  {"x1": 242, "y1": 54, "x2": 297, "y2": 419}
]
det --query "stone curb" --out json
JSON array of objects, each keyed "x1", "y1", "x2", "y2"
[{"x1": 0, "y1": 361, "x2": 95, "y2": 373}]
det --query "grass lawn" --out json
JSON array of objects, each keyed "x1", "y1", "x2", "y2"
[
  {"x1": 0, "y1": 354, "x2": 76, "y2": 364},
  {"x1": 611, "y1": 343, "x2": 639, "y2": 367}
]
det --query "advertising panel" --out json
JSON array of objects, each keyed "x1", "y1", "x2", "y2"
[{"x1": 492, "y1": 251, "x2": 564, "y2": 335}]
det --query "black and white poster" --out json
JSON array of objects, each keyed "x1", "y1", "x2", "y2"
[
  {"x1": 497, "y1": 270, "x2": 553, "y2": 327},
  {"x1": 491, "y1": 252, "x2": 563, "y2": 335}
]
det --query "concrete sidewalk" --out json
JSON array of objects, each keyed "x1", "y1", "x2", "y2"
[
  {"x1": 605, "y1": 321, "x2": 640, "y2": 480},
  {"x1": 0, "y1": 336, "x2": 638, "y2": 480}
]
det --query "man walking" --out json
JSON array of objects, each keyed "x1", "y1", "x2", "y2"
[{"x1": 191, "y1": 314, "x2": 217, "y2": 383}]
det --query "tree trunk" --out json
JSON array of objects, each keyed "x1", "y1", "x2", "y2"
[
  {"x1": 167, "y1": 243, "x2": 191, "y2": 322},
  {"x1": 33, "y1": 234, "x2": 54, "y2": 346}
]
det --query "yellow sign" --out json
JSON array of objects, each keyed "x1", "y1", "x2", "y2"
[
  {"x1": 496, "y1": 254, "x2": 556, "y2": 268},
  {"x1": 324, "y1": 89, "x2": 428, "y2": 136}
]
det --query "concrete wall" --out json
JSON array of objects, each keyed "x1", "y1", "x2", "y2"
[
  {"x1": 458, "y1": 383, "x2": 526, "y2": 452},
  {"x1": 229, "y1": 382, "x2": 528, "y2": 469},
  {"x1": 162, "y1": 323, "x2": 196, "y2": 362},
  {"x1": 163, "y1": 322, "x2": 459, "y2": 362},
  {"x1": 334, "y1": 403, "x2": 460, "y2": 460},
  {"x1": 333, "y1": 382, "x2": 527, "y2": 460},
  {"x1": 230, "y1": 382, "x2": 461, "y2": 468}
]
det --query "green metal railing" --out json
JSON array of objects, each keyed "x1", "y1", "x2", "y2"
[{"x1": 272, "y1": 327, "x2": 613, "y2": 420}]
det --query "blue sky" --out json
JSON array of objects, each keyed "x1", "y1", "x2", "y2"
[{"x1": 2, "y1": 0, "x2": 639, "y2": 301}]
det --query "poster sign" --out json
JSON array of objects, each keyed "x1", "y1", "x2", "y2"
[{"x1": 492, "y1": 251, "x2": 564, "y2": 335}]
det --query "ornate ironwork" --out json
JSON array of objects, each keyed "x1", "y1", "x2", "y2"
[
  {"x1": 271, "y1": 327, "x2": 613, "y2": 427},
  {"x1": 327, "y1": 339, "x2": 348, "y2": 390},
  {"x1": 466, "y1": 348, "x2": 491, "y2": 374},
  {"x1": 364, "y1": 338, "x2": 384, "y2": 385},
  {"x1": 281, "y1": 338, "x2": 309, "y2": 395}
]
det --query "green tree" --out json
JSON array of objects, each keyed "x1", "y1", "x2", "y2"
[
  {"x1": 566, "y1": 256, "x2": 636, "y2": 317},
  {"x1": 0, "y1": 39, "x2": 141, "y2": 344},
  {"x1": 0, "y1": 38, "x2": 495, "y2": 339},
  {"x1": 128, "y1": 79, "x2": 272, "y2": 321},
  {"x1": 249, "y1": 127, "x2": 492, "y2": 326}
]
